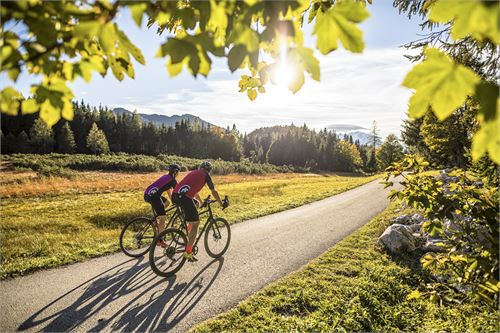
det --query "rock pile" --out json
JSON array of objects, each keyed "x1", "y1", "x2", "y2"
[{"x1": 378, "y1": 213, "x2": 445, "y2": 253}]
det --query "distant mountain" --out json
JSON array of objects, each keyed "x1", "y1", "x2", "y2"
[
  {"x1": 113, "y1": 108, "x2": 216, "y2": 129},
  {"x1": 326, "y1": 124, "x2": 366, "y2": 132},
  {"x1": 326, "y1": 124, "x2": 379, "y2": 146}
]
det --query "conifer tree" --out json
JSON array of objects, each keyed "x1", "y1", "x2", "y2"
[
  {"x1": 57, "y1": 122, "x2": 76, "y2": 153},
  {"x1": 29, "y1": 118, "x2": 55, "y2": 154},
  {"x1": 376, "y1": 134, "x2": 404, "y2": 169},
  {"x1": 86, "y1": 123, "x2": 110, "y2": 155},
  {"x1": 17, "y1": 131, "x2": 30, "y2": 153}
]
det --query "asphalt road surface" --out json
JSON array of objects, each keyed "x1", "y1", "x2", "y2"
[{"x1": 1, "y1": 178, "x2": 394, "y2": 332}]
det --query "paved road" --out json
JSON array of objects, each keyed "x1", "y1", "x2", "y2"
[{"x1": 1, "y1": 178, "x2": 393, "y2": 332}]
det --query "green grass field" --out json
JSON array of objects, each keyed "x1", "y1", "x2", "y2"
[
  {"x1": 0, "y1": 174, "x2": 378, "y2": 279},
  {"x1": 191, "y1": 202, "x2": 498, "y2": 333}
]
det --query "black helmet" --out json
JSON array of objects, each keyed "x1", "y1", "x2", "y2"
[
  {"x1": 200, "y1": 161, "x2": 212, "y2": 172},
  {"x1": 168, "y1": 164, "x2": 181, "y2": 173}
]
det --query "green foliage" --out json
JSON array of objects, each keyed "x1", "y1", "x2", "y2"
[
  {"x1": 28, "y1": 118, "x2": 54, "y2": 154},
  {"x1": 192, "y1": 202, "x2": 498, "y2": 332},
  {"x1": 403, "y1": 48, "x2": 480, "y2": 120},
  {"x1": 427, "y1": 0, "x2": 499, "y2": 44},
  {"x1": 376, "y1": 134, "x2": 404, "y2": 170},
  {"x1": 399, "y1": 1, "x2": 499, "y2": 164},
  {"x1": 57, "y1": 122, "x2": 76, "y2": 153},
  {"x1": 401, "y1": 104, "x2": 479, "y2": 169},
  {"x1": 332, "y1": 140, "x2": 362, "y2": 172},
  {"x1": 313, "y1": 0, "x2": 369, "y2": 54},
  {"x1": 4, "y1": 153, "x2": 298, "y2": 175},
  {"x1": 385, "y1": 155, "x2": 499, "y2": 306},
  {"x1": 86, "y1": 123, "x2": 109, "y2": 155}
]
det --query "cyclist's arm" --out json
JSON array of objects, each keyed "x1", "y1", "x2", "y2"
[
  {"x1": 166, "y1": 188, "x2": 173, "y2": 199},
  {"x1": 194, "y1": 193, "x2": 202, "y2": 207},
  {"x1": 206, "y1": 174, "x2": 223, "y2": 206}
]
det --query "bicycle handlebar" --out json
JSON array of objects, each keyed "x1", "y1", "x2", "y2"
[{"x1": 200, "y1": 195, "x2": 230, "y2": 210}]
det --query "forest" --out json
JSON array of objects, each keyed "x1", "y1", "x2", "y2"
[{"x1": 1, "y1": 100, "x2": 404, "y2": 173}]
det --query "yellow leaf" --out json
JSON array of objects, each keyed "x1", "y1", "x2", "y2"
[
  {"x1": 313, "y1": 1, "x2": 369, "y2": 54},
  {"x1": 62, "y1": 100, "x2": 74, "y2": 121},
  {"x1": 247, "y1": 89, "x2": 257, "y2": 101},
  {"x1": 403, "y1": 48, "x2": 480, "y2": 120},
  {"x1": 21, "y1": 99, "x2": 38, "y2": 114},
  {"x1": 39, "y1": 100, "x2": 60, "y2": 128},
  {"x1": 428, "y1": 0, "x2": 499, "y2": 44}
]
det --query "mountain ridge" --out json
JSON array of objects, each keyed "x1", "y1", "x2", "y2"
[{"x1": 113, "y1": 108, "x2": 216, "y2": 128}]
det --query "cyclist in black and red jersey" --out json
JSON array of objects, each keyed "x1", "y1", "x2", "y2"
[
  {"x1": 144, "y1": 164, "x2": 181, "y2": 247},
  {"x1": 172, "y1": 161, "x2": 227, "y2": 261}
]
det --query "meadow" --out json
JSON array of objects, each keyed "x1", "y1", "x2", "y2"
[
  {"x1": 0, "y1": 172, "x2": 378, "y2": 279},
  {"x1": 191, "y1": 202, "x2": 499, "y2": 333}
]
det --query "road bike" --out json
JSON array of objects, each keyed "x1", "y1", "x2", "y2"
[
  {"x1": 119, "y1": 197, "x2": 186, "y2": 257},
  {"x1": 149, "y1": 195, "x2": 231, "y2": 277}
]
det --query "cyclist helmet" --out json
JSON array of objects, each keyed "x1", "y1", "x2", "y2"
[
  {"x1": 168, "y1": 164, "x2": 181, "y2": 173},
  {"x1": 200, "y1": 161, "x2": 213, "y2": 172}
]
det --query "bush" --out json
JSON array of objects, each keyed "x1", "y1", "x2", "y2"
[
  {"x1": 385, "y1": 155, "x2": 499, "y2": 307},
  {"x1": 6, "y1": 153, "x2": 301, "y2": 175}
]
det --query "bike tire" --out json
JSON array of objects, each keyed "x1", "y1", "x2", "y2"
[
  {"x1": 120, "y1": 217, "x2": 157, "y2": 258},
  {"x1": 149, "y1": 228, "x2": 187, "y2": 277},
  {"x1": 204, "y1": 218, "x2": 231, "y2": 258}
]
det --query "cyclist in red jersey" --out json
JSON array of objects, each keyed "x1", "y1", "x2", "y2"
[{"x1": 172, "y1": 161, "x2": 225, "y2": 262}]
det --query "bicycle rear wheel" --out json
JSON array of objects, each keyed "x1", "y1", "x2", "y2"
[
  {"x1": 120, "y1": 217, "x2": 156, "y2": 257},
  {"x1": 149, "y1": 228, "x2": 187, "y2": 277},
  {"x1": 204, "y1": 218, "x2": 231, "y2": 258}
]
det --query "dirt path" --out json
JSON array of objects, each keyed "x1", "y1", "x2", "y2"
[{"x1": 0, "y1": 178, "x2": 393, "y2": 332}]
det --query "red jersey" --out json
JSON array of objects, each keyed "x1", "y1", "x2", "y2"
[{"x1": 173, "y1": 169, "x2": 214, "y2": 199}]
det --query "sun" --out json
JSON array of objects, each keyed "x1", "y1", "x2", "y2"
[{"x1": 271, "y1": 40, "x2": 295, "y2": 88}]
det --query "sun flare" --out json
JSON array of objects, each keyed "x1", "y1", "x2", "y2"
[{"x1": 271, "y1": 40, "x2": 295, "y2": 88}]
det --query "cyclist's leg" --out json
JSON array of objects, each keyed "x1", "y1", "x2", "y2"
[
  {"x1": 148, "y1": 195, "x2": 167, "y2": 232},
  {"x1": 181, "y1": 197, "x2": 199, "y2": 254}
]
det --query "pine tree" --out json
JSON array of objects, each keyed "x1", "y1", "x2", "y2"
[
  {"x1": 86, "y1": 123, "x2": 110, "y2": 154},
  {"x1": 376, "y1": 134, "x2": 404, "y2": 169},
  {"x1": 57, "y1": 122, "x2": 76, "y2": 153},
  {"x1": 17, "y1": 131, "x2": 30, "y2": 153},
  {"x1": 370, "y1": 120, "x2": 382, "y2": 149},
  {"x1": 29, "y1": 118, "x2": 55, "y2": 154}
]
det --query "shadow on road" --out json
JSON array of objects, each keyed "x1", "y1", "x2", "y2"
[{"x1": 18, "y1": 256, "x2": 224, "y2": 332}]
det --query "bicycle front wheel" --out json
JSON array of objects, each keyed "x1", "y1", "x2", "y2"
[
  {"x1": 120, "y1": 217, "x2": 157, "y2": 257},
  {"x1": 149, "y1": 228, "x2": 187, "y2": 277},
  {"x1": 204, "y1": 218, "x2": 231, "y2": 258}
]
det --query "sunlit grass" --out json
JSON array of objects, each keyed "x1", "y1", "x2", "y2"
[
  {"x1": 191, "y1": 202, "x2": 498, "y2": 333},
  {"x1": 0, "y1": 173, "x2": 378, "y2": 278}
]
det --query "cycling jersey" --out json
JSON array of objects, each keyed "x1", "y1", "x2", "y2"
[
  {"x1": 173, "y1": 169, "x2": 214, "y2": 199},
  {"x1": 144, "y1": 174, "x2": 177, "y2": 197}
]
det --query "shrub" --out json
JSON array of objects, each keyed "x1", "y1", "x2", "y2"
[
  {"x1": 6, "y1": 153, "x2": 301, "y2": 175},
  {"x1": 385, "y1": 155, "x2": 499, "y2": 307}
]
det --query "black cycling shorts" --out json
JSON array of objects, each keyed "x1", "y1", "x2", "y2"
[
  {"x1": 144, "y1": 194, "x2": 166, "y2": 216},
  {"x1": 173, "y1": 193, "x2": 199, "y2": 222}
]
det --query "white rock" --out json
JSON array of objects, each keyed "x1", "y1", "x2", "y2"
[{"x1": 379, "y1": 224, "x2": 416, "y2": 253}]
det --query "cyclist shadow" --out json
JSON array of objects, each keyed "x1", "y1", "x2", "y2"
[
  {"x1": 18, "y1": 257, "x2": 161, "y2": 332},
  {"x1": 98, "y1": 257, "x2": 225, "y2": 332},
  {"x1": 18, "y1": 256, "x2": 224, "y2": 332}
]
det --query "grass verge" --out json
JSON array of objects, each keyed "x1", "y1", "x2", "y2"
[
  {"x1": 0, "y1": 174, "x2": 378, "y2": 279},
  {"x1": 191, "y1": 201, "x2": 499, "y2": 333}
]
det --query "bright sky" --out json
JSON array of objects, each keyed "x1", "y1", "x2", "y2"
[{"x1": 10, "y1": 1, "x2": 427, "y2": 137}]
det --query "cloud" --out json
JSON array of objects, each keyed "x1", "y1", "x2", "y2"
[{"x1": 123, "y1": 48, "x2": 415, "y2": 137}]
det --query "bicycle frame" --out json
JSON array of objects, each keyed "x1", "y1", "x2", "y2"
[
  {"x1": 178, "y1": 201, "x2": 218, "y2": 253},
  {"x1": 150, "y1": 204, "x2": 184, "y2": 232}
]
